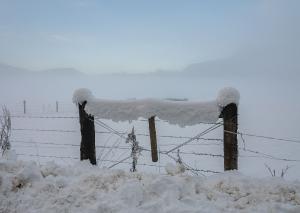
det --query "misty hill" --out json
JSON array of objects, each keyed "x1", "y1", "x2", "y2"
[
  {"x1": 0, "y1": 63, "x2": 33, "y2": 76},
  {"x1": 0, "y1": 63, "x2": 83, "y2": 78},
  {"x1": 183, "y1": 59, "x2": 241, "y2": 78},
  {"x1": 182, "y1": 48, "x2": 300, "y2": 79},
  {"x1": 39, "y1": 68, "x2": 84, "y2": 77},
  {"x1": 1, "y1": 46, "x2": 299, "y2": 80}
]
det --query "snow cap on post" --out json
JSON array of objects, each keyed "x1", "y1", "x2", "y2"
[
  {"x1": 72, "y1": 88, "x2": 94, "y2": 105},
  {"x1": 217, "y1": 87, "x2": 240, "y2": 107}
]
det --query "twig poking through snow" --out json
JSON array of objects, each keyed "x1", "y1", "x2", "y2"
[{"x1": 264, "y1": 164, "x2": 292, "y2": 178}]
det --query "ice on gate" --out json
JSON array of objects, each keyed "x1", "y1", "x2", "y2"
[{"x1": 73, "y1": 87, "x2": 240, "y2": 127}]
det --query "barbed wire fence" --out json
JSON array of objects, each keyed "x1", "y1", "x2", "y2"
[
  {"x1": 1, "y1": 101, "x2": 300, "y2": 176},
  {"x1": 6, "y1": 116, "x2": 300, "y2": 175}
]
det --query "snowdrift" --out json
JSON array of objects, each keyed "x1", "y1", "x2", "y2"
[{"x1": 1, "y1": 158, "x2": 300, "y2": 213}]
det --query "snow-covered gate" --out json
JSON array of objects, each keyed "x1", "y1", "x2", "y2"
[{"x1": 73, "y1": 87, "x2": 240, "y2": 172}]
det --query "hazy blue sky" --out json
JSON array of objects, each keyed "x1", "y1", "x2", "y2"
[{"x1": 0, "y1": 0, "x2": 299, "y2": 73}]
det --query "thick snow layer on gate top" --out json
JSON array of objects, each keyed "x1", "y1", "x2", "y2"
[
  {"x1": 72, "y1": 87, "x2": 239, "y2": 127},
  {"x1": 87, "y1": 99, "x2": 219, "y2": 126}
]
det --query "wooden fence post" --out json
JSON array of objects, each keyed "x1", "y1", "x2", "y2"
[
  {"x1": 23, "y1": 100, "x2": 26, "y2": 114},
  {"x1": 148, "y1": 116, "x2": 158, "y2": 162},
  {"x1": 78, "y1": 101, "x2": 96, "y2": 165},
  {"x1": 56, "y1": 101, "x2": 59, "y2": 113},
  {"x1": 222, "y1": 103, "x2": 238, "y2": 170}
]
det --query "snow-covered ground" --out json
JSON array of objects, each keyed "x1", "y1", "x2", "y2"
[
  {"x1": 1, "y1": 157, "x2": 300, "y2": 213},
  {"x1": 1, "y1": 75, "x2": 300, "y2": 212}
]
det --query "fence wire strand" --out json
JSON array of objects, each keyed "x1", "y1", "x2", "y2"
[{"x1": 7, "y1": 109, "x2": 300, "y2": 176}]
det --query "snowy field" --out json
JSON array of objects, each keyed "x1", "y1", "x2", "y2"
[
  {"x1": 3, "y1": 99, "x2": 300, "y2": 180},
  {"x1": 1, "y1": 76, "x2": 300, "y2": 180},
  {"x1": 1, "y1": 158, "x2": 300, "y2": 213},
  {"x1": 1, "y1": 76, "x2": 300, "y2": 212}
]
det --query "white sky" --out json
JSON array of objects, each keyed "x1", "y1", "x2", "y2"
[{"x1": 0, "y1": 0, "x2": 299, "y2": 74}]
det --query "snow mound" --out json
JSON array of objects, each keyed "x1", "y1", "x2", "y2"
[
  {"x1": 1, "y1": 159, "x2": 300, "y2": 213},
  {"x1": 3, "y1": 150, "x2": 17, "y2": 161},
  {"x1": 72, "y1": 87, "x2": 240, "y2": 127},
  {"x1": 165, "y1": 162, "x2": 185, "y2": 175},
  {"x1": 72, "y1": 88, "x2": 94, "y2": 104},
  {"x1": 217, "y1": 87, "x2": 240, "y2": 107}
]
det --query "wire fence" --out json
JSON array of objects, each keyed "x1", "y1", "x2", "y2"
[{"x1": 3, "y1": 105, "x2": 300, "y2": 176}]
